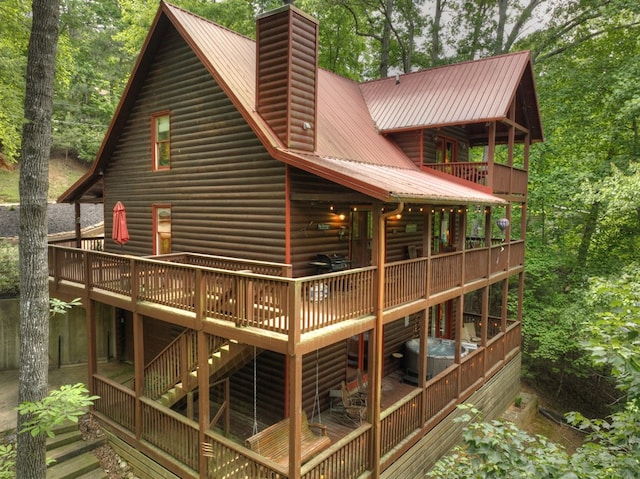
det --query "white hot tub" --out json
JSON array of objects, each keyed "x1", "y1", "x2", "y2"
[{"x1": 404, "y1": 337, "x2": 468, "y2": 381}]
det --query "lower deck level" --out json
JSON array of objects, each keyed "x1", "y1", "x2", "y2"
[{"x1": 95, "y1": 354, "x2": 522, "y2": 479}]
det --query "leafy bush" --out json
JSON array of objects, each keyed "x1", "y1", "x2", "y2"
[{"x1": 0, "y1": 240, "x2": 19, "y2": 297}]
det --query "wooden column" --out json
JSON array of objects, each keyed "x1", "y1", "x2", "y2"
[
  {"x1": 197, "y1": 330, "x2": 210, "y2": 478},
  {"x1": 132, "y1": 311, "x2": 144, "y2": 440},
  {"x1": 486, "y1": 122, "x2": 496, "y2": 189},
  {"x1": 371, "y1": 203, "x2": 404, "y2": 478},
  {"x1": 502, "y1": 279, "x2": 508, "y2": 334},
  {"x1": 85, "y1": 299, "x2": 97, "y2": 397},
  {"x1": 74, "y1": 202, "x2": 81, "y2": 248},
  {"x1": 287, "y1": 351, "x2": 303, "y2": 477}
]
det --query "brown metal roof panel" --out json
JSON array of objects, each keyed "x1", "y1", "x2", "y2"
[
  {"x1": 315, "y1": 72, "x2": 413, "y2": 169},
  {"x1": 288, "y1": 153, "x2": 506, "y2": 206},
  {"x1": 360, "y1": 51, "x2": 535, "y2": 132}
]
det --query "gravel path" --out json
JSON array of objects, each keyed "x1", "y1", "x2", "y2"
[{"x1": 0, "y1": 203, "x2": 103, "y2": 238}]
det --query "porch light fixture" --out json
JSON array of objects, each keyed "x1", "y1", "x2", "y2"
[{"x1": 338, "y1": 213, "x2": 346, "y2": 221}]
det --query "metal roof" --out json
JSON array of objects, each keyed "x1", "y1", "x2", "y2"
[
  {"x1": 285, "y1": 153, "x2": 504, "y2": 205},
  {"x1": 359, "y1": 51, "x2": 543, "y2": 140},
  {"x1": 59, "y1": 1, "x2": 533, "y2": 207}
]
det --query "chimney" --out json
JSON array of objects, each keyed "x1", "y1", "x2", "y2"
[{"x1": 256, "y1": 5, "x2": 318, "y2": 152}]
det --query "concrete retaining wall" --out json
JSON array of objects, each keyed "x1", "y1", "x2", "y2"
[{"x1": 0, "y1": 298, "x2": 114, "y2": 370}]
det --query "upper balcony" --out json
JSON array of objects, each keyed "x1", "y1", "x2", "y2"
[{"x1": 424, "y1": 161, "x2": 528, "y2": 198}]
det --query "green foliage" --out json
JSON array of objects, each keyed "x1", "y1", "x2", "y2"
[
  {"x1": 1, "y1": 384, "x2": 98, "y2": 477},
  {"x1": 430, "y1": 401, "x2": 640, "y2": 479},
  {"x1": 0, "y1": 442, "x2": 17, "y2": 479},
  {"x1": 0, "y1": 240, "x2": 19, "y2": 297},
  {"x1": 16, "y1": 384, "x2": 98, "y2": 438},
  {"x1": 0, "y1": 0, "x2": 30, "y2": 162},
  {"x1": 49, "y1": 297, "x2": 82, "y2": 318},
  {"x1": 428, "y1": 405, "x2": 571, "y2": 479},
  {"x1": 583, "y1": 267, "x2": 640, "y2": 398}
]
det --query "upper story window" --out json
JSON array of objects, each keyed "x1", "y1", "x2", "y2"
[
  {"x1": 152, "y1": 112, "x2": 170, "y2": 170},
  {"x1": 436, "y1": 136, "x2": 457, "y2": 163}
]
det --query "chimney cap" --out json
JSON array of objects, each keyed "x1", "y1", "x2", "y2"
[{"x1": 256, "y1": 2, "x2": 318, "y2": 24}]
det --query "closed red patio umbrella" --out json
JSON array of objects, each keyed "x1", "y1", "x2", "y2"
[{"x1": 112, "y1": 201, "x2": 129, "y2": 247}]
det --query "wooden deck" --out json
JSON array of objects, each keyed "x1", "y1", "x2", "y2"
[{"x1": 49, "y1": 244, "x2": 525, "y2": 338}]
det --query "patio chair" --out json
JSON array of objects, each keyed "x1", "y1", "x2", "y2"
[
  {"x1": 461, "y1": 322, "x2": 481, "y2": 344},
  {"x1": 338, "y1": 381, "x2": 367, "y2": 426},
  {"x1": 356, "y1": 370, "x2": 368, "y2": 397}
]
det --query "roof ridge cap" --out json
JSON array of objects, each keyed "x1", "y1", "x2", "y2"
[{"x1": 359, "y1": 50, "x2": 532, "y2": 86}]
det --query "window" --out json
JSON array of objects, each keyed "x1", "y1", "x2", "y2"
[
  {"x1": 153, "y1": 205, "x2": 171, "y2": 255},
  {"x1": 435, "y1": 137, "x2": 457, "y2": 164},
  {"x1": 152, "y1": 112, "x2": 170, "y2": 169}
]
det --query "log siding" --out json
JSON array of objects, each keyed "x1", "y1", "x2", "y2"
[{"x1": 104, "y1": 29, "x2": 287, "y2": 264}]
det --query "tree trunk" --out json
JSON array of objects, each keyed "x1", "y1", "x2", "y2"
[
  {"x1": 378, "y1": 0, "x2": 393, "y2": 78},
  {"x1": 575, "y1": 201, "x2": 600, "y2": 271},
  {"x1": 17, "y1": 0, "x2": 60, "y2": 478},
  {"x1": 430, "y1": 0, "x2": 444, "y2": 64}
]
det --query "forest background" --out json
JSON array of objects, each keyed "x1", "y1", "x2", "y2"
[{"x1": 1, "y1": 0, "x2": 639, "y2": 457}]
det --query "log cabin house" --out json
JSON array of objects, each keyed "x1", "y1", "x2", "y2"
[{"x1": 50, "y1": 1, "x2": 542, "y2": 478}]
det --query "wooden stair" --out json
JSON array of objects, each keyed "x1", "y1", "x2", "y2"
[
  {"x1": 46, "y1": 422, "x2": 107, "y2": 479},
  {"x1": 158, "y1": 339, "x2": 260, "y2": 408}
]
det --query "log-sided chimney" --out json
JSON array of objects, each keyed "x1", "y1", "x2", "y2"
[{"x1": 256, "y1": 4, "x2": 318, "y2": 152}]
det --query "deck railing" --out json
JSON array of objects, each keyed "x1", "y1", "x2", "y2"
[
  {"x1": 49, "y1": 237, "x2": 104, "y2": 251},
  {"x1": 144, "y1": 330, "x2": 198, "y2": 399},
  {"x1": 141, "y1": 397, "x2": 200, "y2": 471},
  {"x1": 459, "y1": 347, "x2": 485, "y2": 394},
  {"x1": 464, "y1": 248, "x2": 489, "y2": 282},
  {"x1": 302, "y1": 426, "x2": 370, "y2": 479},
  {"x1": 425, "y1": 161, "x2": 488, "y2": 185},
  {"x1": 430, "y1": 253, "x2": 462, "y2": 294},
  {"x1": 88, "y1": 251, "x2": 132, "y2": 295},
  {"x1": 385, "y1": 258, "x2": 427, "y2": 308},
  {"x1": 154, "y1": 252, "x2": 292, "y2": 277},
  {"x1": 203, "y1": 431, "x2": 286, "y2": 479},
  {"x1": 92, "y1": 375, "x2": 135, "y2": 431},
  {"x1": 49, "y1": 244, "x2": 523, "y2": 337},
  {"x1": 380, "y1": 389, "x2": 422, "y2": 456},
  {"x1": 493, "y1": 163, "x2": 527, "y2": 196}
]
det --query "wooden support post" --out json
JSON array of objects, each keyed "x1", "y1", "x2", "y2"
[
  {"x1": 419, "y1": 309, "x2": 428, "y2": 425},
  {"x1": 486, "y1": 122, "x2": 496, "y2": 189},
  {"x1": 133, "y1": 311, "x2": 144, "y2": 440},
  {"x1": 371, "y1": 203, "x2": 404, "y2": 479},
  {"x1": 197, "y1": 330, "x2": 210, "y2": 478},
  {"x1": 425, "y1": 206, "x2": 432, "y2": 297},
  {"x1": 288, "y1": 351, "x2": 303, "y2": 477},
  {"x1": 86, "y1": 299, "x2": 97, "y2": 397},
  {"x1": 502, "y1": 279, "x2": 508, "y2": 336},
  {"x1": 74, "y1": 202, "x2": 81, "y2": 249},
  {"x1": 455, "y1": 295, "x2": 464, "y2": 397},
  {"x1": 481, "y1": 286, "x2": 489, "y2": 375},
  {"x1": 186, "y1": 391, "x2": 194, "y2": 420}
]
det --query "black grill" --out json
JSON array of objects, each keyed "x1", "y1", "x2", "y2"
[{"x1": 314, "y1": 253, "x2": 350, "y2": 272}]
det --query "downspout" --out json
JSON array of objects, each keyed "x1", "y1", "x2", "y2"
[{"x1": 371, "y1": 202, "x2": 404, "y2": 478}]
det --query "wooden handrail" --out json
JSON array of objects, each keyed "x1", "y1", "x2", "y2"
[{"x1": 48, "y1": 244, "x2": 522, "y2": 337}]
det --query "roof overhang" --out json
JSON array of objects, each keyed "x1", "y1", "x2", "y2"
[{"x1": 276, "y1": 150, "x2": 507, "y2": 206}]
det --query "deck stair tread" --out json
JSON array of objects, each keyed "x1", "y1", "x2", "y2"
[
  {"x1": 48, "y1": 436, "x2": 106, "y2": 463},
  {"x1": 45, "y1": 421, "x2": 107, "y2": 479},
  {"x1": 47, "y1": 452, "x2": 101, "y2": 479},
  {"x1": 46, "y1": 429, "x2": 83, "y2": 450}
]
